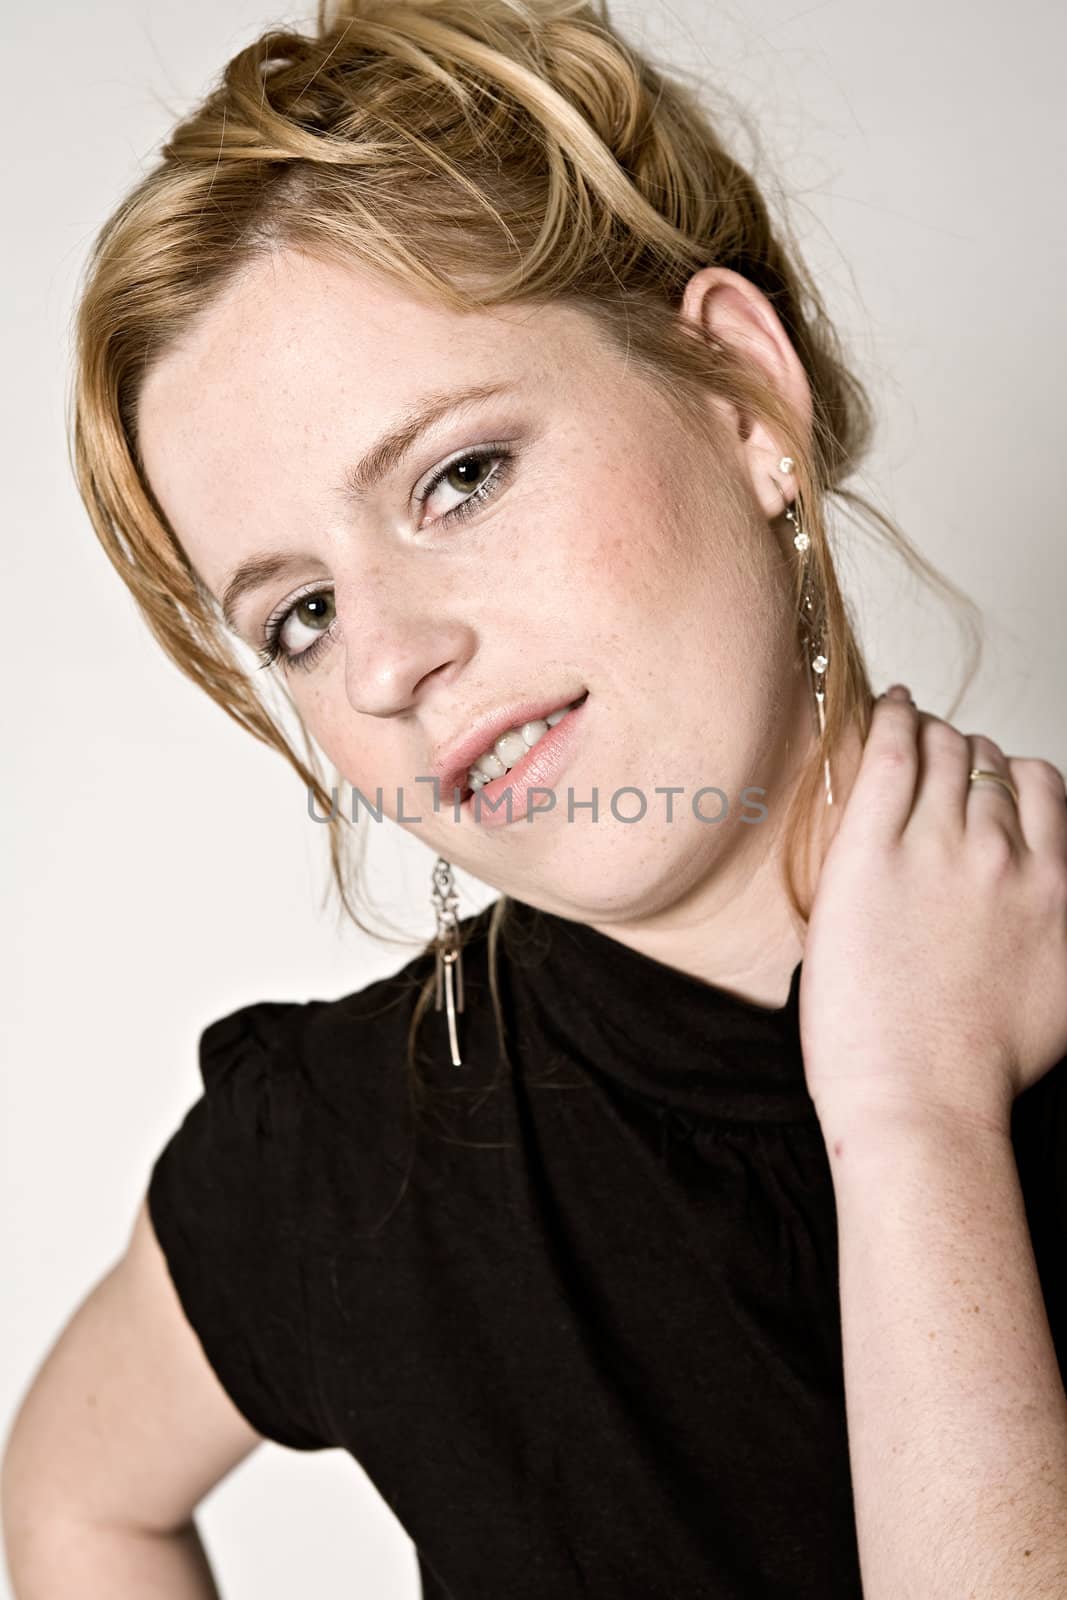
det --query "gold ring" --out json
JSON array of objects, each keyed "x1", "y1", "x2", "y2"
[{"x1": 968, "y1": 767, "x2": 1019, "y2": 806}]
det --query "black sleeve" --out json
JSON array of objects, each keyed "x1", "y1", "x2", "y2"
[
  {"x1": 146, "y1": 999, "x2": 332, "y2": 1452},
  {"x1": 1012, "y1": 1052, "x2": 1067, "y2": 1381}
]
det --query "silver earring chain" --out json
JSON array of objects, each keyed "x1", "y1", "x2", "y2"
[
  {"x1": 779, "y1": 457, "x2": 833, "y2": 805},
  {"x1": 431, "y1": 856, "x2": 465, "y2": 1066}
]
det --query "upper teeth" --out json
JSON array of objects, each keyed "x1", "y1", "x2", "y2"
[{"x1": 467, "y1": 697, "x2": 584, "y2": 790}]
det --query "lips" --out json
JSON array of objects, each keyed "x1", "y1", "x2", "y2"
[{"x1": 432, "y1": 690, "x2": 589, "y2": 802}]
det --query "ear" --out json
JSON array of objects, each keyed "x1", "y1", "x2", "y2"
[{"x1": 678, "y1": 265, "x2": 814, "y2": 520}]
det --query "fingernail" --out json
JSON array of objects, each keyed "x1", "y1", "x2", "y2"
[{"x1": 885, "y1": 684, "x2": 912, "y2": 702}]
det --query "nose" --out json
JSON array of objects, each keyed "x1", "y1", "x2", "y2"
[{"x1": 338, "y1": 572, "x2": 476, "y2": 717}]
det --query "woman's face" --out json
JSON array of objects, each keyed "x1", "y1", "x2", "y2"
[{"x1": 137, "y1": 249, "x2": 816, "y2": 923}]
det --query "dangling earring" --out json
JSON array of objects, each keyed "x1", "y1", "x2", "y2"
[
  {"x1": 430, "y1": 856, "x2": 465, "y2": 1066},
  {"x1": 778, "y1": 456, "x2": 833, "y2": 806}
]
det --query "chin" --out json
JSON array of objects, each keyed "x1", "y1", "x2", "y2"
[{"x1": 491, "y1": 819, "x2": 725, "y2": 924}]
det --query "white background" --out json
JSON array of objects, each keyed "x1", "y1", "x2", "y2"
[{"x1": 3, "y1": 0, "x2": 1065, "y2": 1594}]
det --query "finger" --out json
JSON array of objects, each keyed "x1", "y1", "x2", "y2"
[
  {"x1": 845, "y1": 693, "x2": 920, "y2": 844},
  {"x1": 1006, "y1": 756, "x2": 1067, "y2": 862},
  {"x1": 964, "y1": 732, "x2": 1025, "y2": 848},
  {"x1": 913, "y1": 713, "x2": 972, "y2": 842}
]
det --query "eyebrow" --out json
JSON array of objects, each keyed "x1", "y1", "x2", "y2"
[{"x1": 219, "y1": 379, "x2": 516, "y2": 636}]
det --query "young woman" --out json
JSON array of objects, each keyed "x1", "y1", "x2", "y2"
[{"x1": 4, "y1": 1, "x2": 1067, "y2": 1596}]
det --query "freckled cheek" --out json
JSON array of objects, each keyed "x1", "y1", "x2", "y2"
[
  {"x1": 551, "y1": 473, "x2": 649, "y2": 584},
  {"x1": 562, "y1": 491, "x2": 697, "y2": 622},
  {"x1": 314, "y1": 726, "x2": 391, "y2": 798},
  {"x1": 294, "y1": 685, "x2": 409, "y2": 801},
  {"x1": 290, "y1": 684, "x2": 360, "y2": 775}
]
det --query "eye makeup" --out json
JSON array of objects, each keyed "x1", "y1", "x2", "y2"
[{"x1": 255, "y1": 441, "x2": 518, "y2": 672}]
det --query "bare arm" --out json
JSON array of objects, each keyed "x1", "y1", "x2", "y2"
[
  {"x1": 823, "y1": 1109, "x2": 1067, "y2": 1597},
  {"x1": 3, "y1": 1517, "x2": 221, "y2": 1599},
  {"x1": 2, "y1": 1195, "x2": 264, "y2": 1595}
]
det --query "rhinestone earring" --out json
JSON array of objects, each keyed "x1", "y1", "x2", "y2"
[
  {"x1": 431, "y1": 856, "x2": 465, "y2": 1066},
  {"x1": 778, "y1": 456, "x2": 833, "y2": 806}
]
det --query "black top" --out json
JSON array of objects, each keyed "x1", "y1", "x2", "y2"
[{"x1": 147, "y1": 897, "x2": 1067, "y2": 1599}]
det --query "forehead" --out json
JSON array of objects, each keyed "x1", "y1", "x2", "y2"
[
  {"x1": 138, "y1": 250, "x2": 591, "y2": 454},
  {"x1": 134, "y1": 250, "x2": 598, "y2": 581}
]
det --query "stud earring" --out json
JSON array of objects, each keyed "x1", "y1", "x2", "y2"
[
  {"x1": 431, "y1": 856, "x2": 465, "y2": 1066},
  {"x1": 778, "y1": 456, "x2": 833, "y2": 806}
]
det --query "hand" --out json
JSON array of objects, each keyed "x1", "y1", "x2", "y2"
[{"x1": 800, "y1": 688, "x2": 1067, "y2": 1138}]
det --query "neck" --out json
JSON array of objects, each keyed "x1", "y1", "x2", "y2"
[{"x1": 578, "y1": 710, "x2": 867, "y2": 1010}]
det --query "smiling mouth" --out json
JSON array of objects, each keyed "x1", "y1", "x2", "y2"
[{"x1": 458, "y1": 689, "x2": 589, "y2": 805}]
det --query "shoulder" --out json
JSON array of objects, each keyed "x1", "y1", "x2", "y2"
[
  {"x1": 297, "y1": 898, "x2": 498, "y2": 1068},
  {"x1": 198, "y1": 901, "x2": 493, "y2": 1068},
  {"x1": 189, "y1": 900, "x2": 503, "y2": 1132}
]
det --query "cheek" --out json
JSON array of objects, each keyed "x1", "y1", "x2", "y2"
[
  {"x1": 287, "y1": 677, "x2": 359, "y2": 774},
  {"x1": 553, "y1": 458, "x2": 668, "y2": 593},
  {"x1": 562, "y1": 457, "x2": 742, "y2": 636},
  {"x1": 292, "y1": 672, "x2": 418, "y2": 806}
]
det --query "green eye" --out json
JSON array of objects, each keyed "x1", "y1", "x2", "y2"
[
  {"x1": 418, "y1": 444, "x2": 516, "y2": 527},
  {"x1": 259, "y1": 587, "x2": 337, "y2": 673}
]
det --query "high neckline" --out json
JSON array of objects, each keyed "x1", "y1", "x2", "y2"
[{"x1": 496, "y1": 897, "x2": 817, "y2": 1124}]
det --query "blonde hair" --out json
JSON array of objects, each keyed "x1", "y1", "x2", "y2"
[{"x1": 70, "y1": 0, "x2": 980, "y2": 1113}]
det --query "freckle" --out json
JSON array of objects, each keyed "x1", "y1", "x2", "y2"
[{"x1": 973, "y1": 1304, "x2": 980, "y2": 1312}]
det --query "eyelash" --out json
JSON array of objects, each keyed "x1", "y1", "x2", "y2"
[{"x1": 256, "y1": 442, "x2": 516, "y2": 673}]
